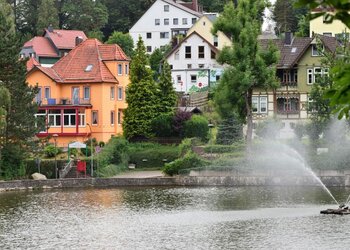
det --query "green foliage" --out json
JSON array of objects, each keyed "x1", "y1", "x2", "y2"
[
  {"x1": 81, "y1": 138, "x2": 97, "y2": 156},
  {"x1": 97, "y1": 136, "x2": 129, "y2": 170},
  {"x1": 183, "y1": 115, "x2": 209, "y2": 142},
  {"x1": 178, "y1": 138, "x2": 193, "y2": 157},
  {"x1": 0, "y1": 85, "x2": 10, "y2": 133},
  {"x1": 255, "y1": 118, "x2": 283, "y2": 139},
  {"x1": 97, "y1": 164, "x2": 127, "y2": 178},
  {"x1": 294, "y1": 122, "x2": 306, "y2": 140},
  {"x1": 128, "y1": 143, "x2": 179, "y2": 168},
  {"x1": 43, "y1": 144, "x2": 62, "y2": 158},
  {"x1": 204, "y1": 142, "x2": 245, "y2": 154},
  {"x1": 36, "y1": 0, "x2": 59, "y2": 35},
  {"x1": 106, "y1": 31, "x2": 134, "y2": 57},
  {"x1": 60, "y1": 0, "x2": 108, "y2": 34},
  {"x1": 24, "y1": 159, "x2": 67, "y2": 179},
  {"x1": 156, "y1": 61, "x2": 177, "y2": 114},
  {"x1": 212, "y1": 0, "x2": 279, "y2": 143},
  {"x1": 216, "y1": 116, "x2": 243, "y2": 145},
  {"x1": 149, "y1": 46, "x2": 171, "y2": 80},
  {"x1": 162, "y1": 152, "x2": 208, "y2": 176},
  {"x1": 87, "y1": 30, "x2": 104, "y2": 41},
  {"x1": 123, "y1": 37, "x2": 159, "y2": 139},
  {"x1": 151, "y1": 113, "x2": 174, "y2": 137}
]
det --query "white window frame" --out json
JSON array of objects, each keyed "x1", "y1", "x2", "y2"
[
  {"x1": 164, "y1": 5, "x2": 169, "y2": 12},
  {"x1": 83, "y1": 86, "x2": 90, "y2": 100},
  {"x1": 118, "y1": 87, "x2": 123, "y2": 100},
  {"x1": 118, "y1": 64, "x2": 122, "y2": 75},
  {"x1": 191, "y1": 75, "x2": 197, "y2": 83},
  {"x1": 307, "y1": 67, "x2": 328, "y2": 85},
  {"x1": 110, "y1": 86, "x2": 115, "y2": 100},
  {"x1": 252, "y1": 96, "x2": 268, "y2": 114}
]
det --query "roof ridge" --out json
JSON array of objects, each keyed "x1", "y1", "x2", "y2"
[{"x1": 95, "y1": 39, "x2": 106, "y2": 82}]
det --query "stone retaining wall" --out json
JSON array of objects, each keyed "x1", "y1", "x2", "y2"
[{"x1": 1, "y1": 173, "x2": 350, "y2": 191}]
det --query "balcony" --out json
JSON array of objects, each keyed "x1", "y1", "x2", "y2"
[
  {"x1": 36, "y1": 98, "x2": 91, "y2": 106},
  {"x1": 279, "y1": 81, "x2": 298, "y2": 87}
]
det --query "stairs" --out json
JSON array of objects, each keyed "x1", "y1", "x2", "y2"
[{"x1": 59, "y1": 160, "x2": 90, "y2": 179}]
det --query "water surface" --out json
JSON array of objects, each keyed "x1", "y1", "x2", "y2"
[{"x1": 0, "y1": 186, "x2": 349, "y2": 249}]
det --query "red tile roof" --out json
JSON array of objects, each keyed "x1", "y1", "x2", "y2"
[
  {"x1": 28, "y1": 39, "x2": 130, "y2": 84},
  {"x1": 23, "y1": 37, "x2": 58, "y2": 57},
  {"x1": 44, "y1": 29, "x2": 87, "y2": 50},
  {"x1": 26, "y1": 57, "x2": 40, "y2": 71}
]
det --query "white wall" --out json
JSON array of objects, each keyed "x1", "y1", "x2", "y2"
[{"x1": 130, "y1": 0, "x2": 200, "y2": 53}]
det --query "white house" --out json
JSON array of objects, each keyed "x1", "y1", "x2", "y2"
[
  {"x1": 129, "y1": 0, "x2": 202, "y2": 53},
  {"x1": 165, "y1": 31, "x2": 224, "y2": 93}
]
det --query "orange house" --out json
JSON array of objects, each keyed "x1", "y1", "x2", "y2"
[{"x1": 26, "y1": 39, "x2": 130, "y2": 146}]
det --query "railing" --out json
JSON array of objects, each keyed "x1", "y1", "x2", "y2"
[
  {"x1": 36, "y1": 98, "x2": 91, "y2": 106},
  {"x1": 280, "y1": 81, "x2": 298, "y2": 87},
  {"x1": 59, "y1": 159, "x2": 75, "y2": 179}
]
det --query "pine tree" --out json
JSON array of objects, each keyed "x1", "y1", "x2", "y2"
[
  {"x1": 0, "y1": 0, "x2": 40, "y2": 178},
  {"x1": 157, "y1": 61, "x2": 177, "y2": 115},
  {"x1": 123, "y1": 36, "x2": 159, "y2": 139},
  {"x1": 36, "y1": 0, "x2": 59, "y2": 35},
  {"x1": 212, "y1": 0, "x2": 279, "y2": 145}
]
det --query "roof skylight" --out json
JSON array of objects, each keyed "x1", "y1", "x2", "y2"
[
  {"x1": 291, "y1": 47, "x2": 297, "y2": 53},
  {"x1": 85, "y1": 64, "x2": 93, "y2": 72}
]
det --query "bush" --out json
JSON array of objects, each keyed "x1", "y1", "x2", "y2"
[
  {"x1": 97, "y1": 137, "x2": 129, "y2": 170},
  {"x1": 24, "y1": 159, "x2": 68, "y2": 179},
  {"x1": 172, "y1": 110, "x2": 192, "y2": 137},
  {"x1": 44, "y1": 144, "x2": 62, "y2": 158},
  {"x1": 178, "y1": 138, "x2": 193, "y2": 157},
  {"x1": 162, "y1": 152, "x2": 208, "y2": 176},
  {"x1": 204, "y1": 141, "x2": 245, "y2": 154},
  {"x1": 255, "y1": 118, "x2": 283, "y2": 139},
  {"x1": 183, "y1": 115, "x2": 209, "y2": 142},
  {"x1": 97, "y1": 164, "x2": 127, "y2": 178},
  {"x1": 128, "y1": 143, "x2": 179, "y2": 168},
  {"x1": 151, "y1": 113, "x2": 174, "y2": 137},
  {"x1": 81, "y1": 138, "x2": 98, "y2": 156}
]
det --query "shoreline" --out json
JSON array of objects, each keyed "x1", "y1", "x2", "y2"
[{"x1": 1, "y1": 169, "x2": 350, "y2": 191}]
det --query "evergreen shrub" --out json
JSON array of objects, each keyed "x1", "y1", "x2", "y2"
[
  {"x1": 162, "y1": 152, "x2": 208, "y2": 176},
  {"x1": 151, "y1": 113, "x2": 174, "y2": 137},
  {"x1": 183, "y1": 115, "x2": 209, "y2": 142}
]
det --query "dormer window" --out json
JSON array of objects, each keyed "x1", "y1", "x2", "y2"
[
  {"x1": 312, "y1": 44, "x2": 323, "y2": 56},
  {"x1": 85, "y1": 64, "x2": 93, "y2": 72}
]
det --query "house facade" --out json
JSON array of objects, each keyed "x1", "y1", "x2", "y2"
[
  {"x1": 26, "y1": 39, "x2": 130, "y2": 146},
  {"x1": 254, "y1": 33, "x2": 337, "y2": 138},
  {"x1": 129, "y1": 0, "x2": 202, "y2": 54},
  {"x1": 165, "y1": 31, "x2": 223, "y2": 93},
  {"x1": 187, "y1": 13, "x2": 231, "y2": 50},
  {"x1": 310, "y1": 8, "x2": 348, "y2": 37},
  {"x1": 21, "y1": 26, "x2": 87, "y2": 67}
]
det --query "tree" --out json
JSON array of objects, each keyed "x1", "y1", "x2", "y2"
[
  {"x1": 273, "y1": 0, "x2": 298, "y2": 34},
  {"x1": 212, "y1": 0, "x2": 279, "y2": 145},
  {"x1": 296, "y1": 0, "x2": 350, "y2": 118},
  {"x1": 157, "y1": 61, "x2": 177, "y2": 114},
  {"x1": 149, "y1": 45, "x2": 171, "y2": 80},
  {"x1": 36, "y1": 0, "x2": 59, "y2": 35},
  {"x1": 0, "y1": 1, "x2": 40, "y2": 178},
  {"x1": 106, "y1": 31, "x2": 134, "y2": 58},
  {"x1": 60, "y1": 0, "x2": 108, "y2": 34},
  {"x1": 123, "y1": 37, "x2": 159, "y2": 139}
]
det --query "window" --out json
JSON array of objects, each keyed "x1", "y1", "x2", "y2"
[
  {"x1": 213, "y1": 36, "x2": 218, "y2": 47},
  {"x1": 175, "y1": 50, "x2": 179, "y2": 60},
  {"x1": 72, "y1": 87, "x2": 79, "y2": 104},
  {"x1": 92, "y1": 111, "x2": 98, "y2": 125},
  {"x1": 211, "y1": 50, "x2": 216, "y2": 59},
  {"x1": 48, "y1": 110, "x2": 61, "y2": 127},
  {"x1": 177, "y1": 75, "x2": 181, "y2": 83},
  {"x1": 117, "y1": 110, "x2": 123, "y2": 124},
  {"x1": 44, "y1": 87, "x2": 50, "y2": 99},
  {"x1": 125, "y1": 64, "x2": 129, "y2": 75},
  {"x1": 198, "y1": 46, "x2": 205, "y2": 58},
  {"x1": 118, "y1": 64, "x2": 122, "y2": 75},
  {"x1": 191, "y1": 75, "x2": 197, "y2": 83},
  {"x1": 307, "y1": 67, "x2": 328, "y2": 84},
  {"x1": 277, "y1": 96, "x2": 299, "y2": 113},
  {"x1": 118, "y1": 87, "x2": 123, "y2": 100},
  {"x1": 160, "y1": 32, "x2": 169, "y2": 39},
  {"x1": 164, "y1": 5, "x2": 169, "y2": 12},
  {"x1": 111, "y1": 111, "x2": 115, "y2": 126},
  {"x1": 173, "y1": 18, "x2": 178, "y2": 25},
  {"x1": 155, "y1": 19, "x2": 160, "y2": 25},
  {"x1": 312, "y1": 44, "x2": 323, "y2": 56},
  {"x1": 36, "y1": 87, "x2": 42, "y2": 103},
  {"x1": 199, "y1": 64, "x2": 204, "y2": 68},
  {"x1": 192, "y1": 18, "x2": 197, "y2": 24},
  {"x1": 170, "y1": 64, "x2": 173, "y2": 69},
  {"x1": 185, "y1": 46, "x2": 191, "y2": 58},
  {"x1": 187, "y1": 64, "x2": 192, "y2": 69},
  {"x1": 111, "y1": 86, "x2": 115, "y2": 100},
  {"x1": 146, "y1": 32, "x2": 152, "y2": 39},
  {"x1": 182, "y1": 18, "x2": 187, "y2": 25},
  {"x1": 83, "y1": 86, "x2": 90, "y2": 100},
  {"x1": 252, "y1": 96, "x2": 267, "y2": 113},
  {"x1": 147, "y1": 46, "x2": 152, "y2": 53},
  {"x1": 85, "y1": 64, "x2": 93, "y2": 72},
  {"x1": 63, "y1": 109, "x2": 76, "y2": 127},
  {"x1": 323, "y1": 32, "x2": 332, "y2": 37},
  {"x1": 164, "y1": 18, "x2": 169, "y2": 25}
]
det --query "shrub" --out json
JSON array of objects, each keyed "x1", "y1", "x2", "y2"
[
  {"x1": 128, "y1": 143, "x2": 179, "y2": 168},
  {"x1": 97, "y1": 137, "x2": 129, "y2": 169},
  {"x1": 183, "y1": 115, "x2": 209, "y2": 142},
  {"x1": 97, "y1": 164, "x2": 127, "y2": 178},
  {"x1": 43, "y1": 144, "x2": 62, "y2": 158},
  {"x1": 204, "y1": 141, "x2": 245, "y2": 154},
  {"x1": 151, "y1": 113, "x2": 174, "y2": 137},
  {"x1": 162, "y1": 152, "x2": 208, "y2": 176},
  {"x1": 216, "y1": 116, "x2": 243, "y2": 145},
  {"x1": 24, "y1": 159, "x2": 67, "y2": 179},
  {"x1": 172, "y1": 110, "x2": 192, "y2": 137},
  {"x1": 178, "y1": 138, "x2": 193, "y2": 157},
  {"x1": 81, "y1": 138, "x2": 98, "y2": 156},
  {"x1": 255, "y1": 118, "x2": 283, "y2": 139}
]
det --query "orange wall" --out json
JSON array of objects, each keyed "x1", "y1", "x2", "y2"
[{"x1": 26, "y1": 60, "x2": 130, "y2": 146}]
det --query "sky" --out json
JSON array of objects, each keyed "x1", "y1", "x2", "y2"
[{"x1": 263, "y1": 0, "x2": 276, "y2": 31}]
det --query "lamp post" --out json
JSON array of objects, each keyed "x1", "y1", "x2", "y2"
[
  {"x1": 86, "y1": 123, "x2": 93, "y2": 177},
  {"x1": 52, "y1": 134, "x2": 58, "y2": 179}
]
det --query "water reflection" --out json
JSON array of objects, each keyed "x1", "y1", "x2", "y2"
[{"x1": 0, "y1": 186, "x2": 349, "y2": 249}]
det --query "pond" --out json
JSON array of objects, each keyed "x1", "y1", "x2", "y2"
[{"x1": 0, "y1": 186, "x2": 349, "y2": 249}]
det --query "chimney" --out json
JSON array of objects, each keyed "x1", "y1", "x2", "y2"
[
  {"x1": 284, "y1": 32, "x2": 293, "y2": 45},
  {"x1": 75, "y1": 36, "x2": 83, "y2": 46},
  {"x1": 48, "y1": 24, "x2": 53, "y2": 33},
  {"x1": 192, "y1": 0, "x2": 198, "y2": 12}
]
